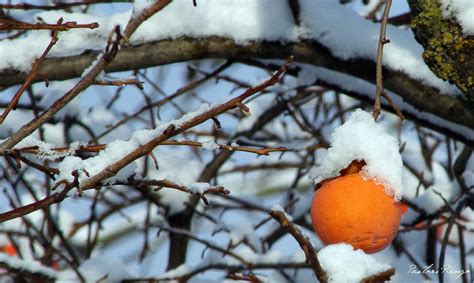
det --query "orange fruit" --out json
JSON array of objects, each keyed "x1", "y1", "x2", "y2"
[
  {"x1": 1, "y1": 243, "x2": 17, "y2": 256},
  {"x1": 311, "y1": 173, "x2": 401, "y2": 253}
]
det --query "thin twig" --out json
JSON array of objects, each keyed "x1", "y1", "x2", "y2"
[
  {"x1": 94, "y1": 78, "x2": 144, "y2": 89},
  {"x1": 0, "y1": 18, "x2": 62, "y2": 124},
  {"x1": 0, "y1": 0, "x2": 120, "y2": 10},
  {"x1": 0, "y1": 18, "x2": 99, "y2": 31},
  {"x1": 121, "y1": 178, "x2": 230, "y2": 205},
  {"x1": 438, "y1": 196, "x2": 471, "y2": 283},
  {"x1": 6, "y1": 140, "x2": 287, "y2": 158},
  {"x1": 381, "y1": 91, "x2": 405, "y2": 119},
  {"x1": 372, "y1": 0, "x2": 392, "y2": 120},
  {"x1": 269, "y1": 209, "x2": 328, "y2": 282}
]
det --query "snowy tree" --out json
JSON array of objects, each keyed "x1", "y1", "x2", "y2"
[{"x1": 0, "y1": 0, "x2": 472, "y2": 282}]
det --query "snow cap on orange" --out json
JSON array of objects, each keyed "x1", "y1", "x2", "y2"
[{"x1": 313, "y1": 109, "x2": 403, "y2": 200}]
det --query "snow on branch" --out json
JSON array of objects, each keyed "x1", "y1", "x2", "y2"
[
  {"x1": 0, "y1": 0, "x2": 471, "y2": 138},
  {"x1": 270, "y1": 206, "x2": 328, "y2": 282},
  {"x1": 0, "y1": 0, "x2": 172, "y2": 152},
  {"x1": 0, "y1": 57, "x2": 293, "y2": 222},
  {"x1": 0, "y1": 254, "x2": 58, "y2": 280}
]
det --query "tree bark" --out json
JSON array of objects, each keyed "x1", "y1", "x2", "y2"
[
  {"x1": 0, "y1": 37, "x2": 472, "y2": 142},
  {"x1": 408, "y1": 0, "x2": 474, "y2": 100}
]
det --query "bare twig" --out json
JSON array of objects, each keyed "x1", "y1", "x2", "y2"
[
  {"x1": 0, "y1": 18, "x2": 61, "y2": 124},
  {"x1": 0, "y1": 177, "x2": 76, "y2": 223},
  {"x1": 153, "y1": 224, "x2": 250, "y2": 265},
  {"x1": 94, "y1": 78, "x2": 144, "y2": 89},
  {"x1": 6, "y1": 140, "x2": 286, "y2": 158},
  {"x1": 372, "y1": 0, "x2": 392, "y2": 120},
  {"x1": 0, "y1": 0, "x2": 122, "y2": 10},
  {"x1": 361, "y1": 268, "x2": 396, "y2": 282},
  {"x1": 229, "y1": 273, "x2": 263, "y2": 282},
  {"x1": 381, "y1": 91, "x2": 405, "y2": 119},
  {"x1": 121, "y1": 178, "x2": 230, "y2": 205},
  {"x1": 438, "y1": 195, "x2": 472, "y2": 283},
  {"x1": 270, "y1": 209, "x2": 328, "y2": 282},
  {"x1": 0, "y1": 18, "x2": 99, "y2": 31}
]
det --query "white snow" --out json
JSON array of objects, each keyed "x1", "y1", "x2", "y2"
[
  {"x1": 271, "y1": 204, "x2": 293, "y2": 222},
  {"x1": 132, "y1": 0, "x2": 154, "y2": 18},
  {"x1": 0, "y1": 253, "x2": 58, "y2": 279},
  {"x1": 317, "y1": 243, "x2": 392, "y2": 282},
  {"x1": 201, "y1": 140, "x2": 220, "y2": 151},
  {"x1": 314, "y1": 109, "x2": 404, "y2": 199},
  {"x1": 157, "y1": 264, "x2": 190, "y2": 279},
  {"x1": 440, "y1": 0, "x2": 474, "y2": 35},
  {"x1": 80, "y1": 53, "x2": 104, "y2": 78},
  {"x1": 186, "y1": 182, "x2": 209, "y2": 194},
  {"x1": 50, "y1": 101, "x2": 216, "y2": 190}
]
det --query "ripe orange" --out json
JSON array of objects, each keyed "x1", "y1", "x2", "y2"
[
  {"x1": 311, "y1": 173, "x2": 401, "y2": 253},
  {"x1": 1, "y1": 243, "x2": 17, "y2": 256}
]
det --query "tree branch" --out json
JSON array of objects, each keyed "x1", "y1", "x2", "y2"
[{"x1": 0, "y1": 37, "x2": 471, "y2": 138}]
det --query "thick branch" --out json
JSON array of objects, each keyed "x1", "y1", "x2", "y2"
[{"x1": 0, "y1": 37, "x2": 471, "y2": 136}]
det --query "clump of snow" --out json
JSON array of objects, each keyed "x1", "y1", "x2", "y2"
[
  {"x1": 318, "y1": 243, "x2": 391, "y2": 282},
  {"x1": 132, "y1": 0, "x2": 154, "y2": 18},
  {"x1": 80, "y1": 53, "x2": 104, "y2": 78},
  {"x1": 173, "y1": 103, "x2": 215, "y2": 127},
  {"x1": 132, "y1": 0, "x2": 299, "y2": 44},
  {"x1": 0, "y1": 254, "x2": 58, "y2": 279},
  {"x1": 56, "y1": 156, "x2": 84, "y2": 183},
  {"x1": 157, "y1": 264, "x2": 190, "y2": 279},
  {"x1": 186, "y1": 182, "x2": 209, "y2": 194},
  {"x1": 35, "y1": 141, "x2": 86, "y2": 161},
  {"x1": 201, "y1": 140, "x2": 220, "y2": 151},
  {"x1": 314, "y1": 109, "x2": 404, "y2": 199},
  {"x1": 440, "y1": 0, "x2": 474, "y2": 35},
  {"x1": 271, "y1": 204, "x2": 293, "y2": 221}
]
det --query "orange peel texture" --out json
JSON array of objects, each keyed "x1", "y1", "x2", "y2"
[{"x1": 311, "y1": 173, "x2": 401, "y2": 253}]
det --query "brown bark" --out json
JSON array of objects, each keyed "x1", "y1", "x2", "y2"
[
  {"x1": 408, "y1": 0, "x2": 474, "y2": 99},
  {"x1": 0, "y1": 37, "x2": 472, "y2": 139}
]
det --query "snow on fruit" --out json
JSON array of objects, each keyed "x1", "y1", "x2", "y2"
[{"x1": 311, "y1": 109, "x2": 404, "y2": 254}]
